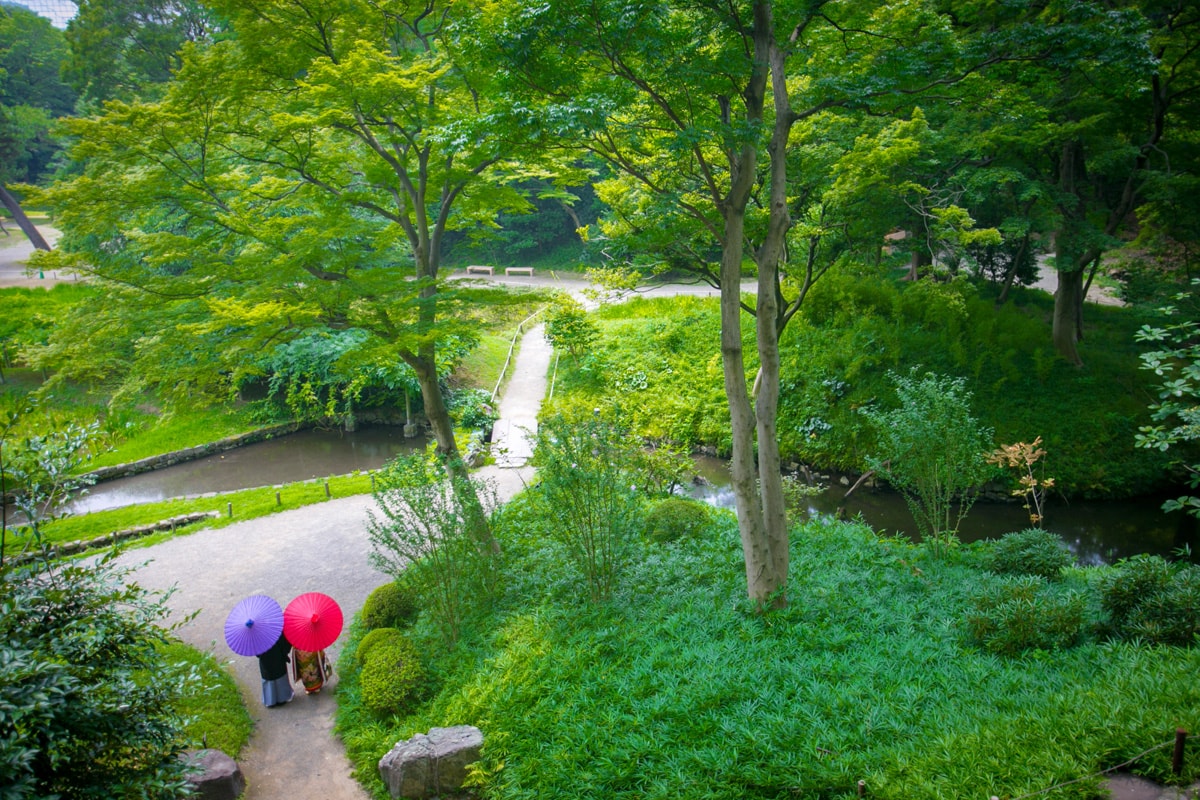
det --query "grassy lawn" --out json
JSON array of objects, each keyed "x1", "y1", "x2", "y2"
[
  {"x1": 159, "y1": 640, "x2": 254, "y2": 756},
  {"x1": 4, "y1": 472, "x2": 377, "y2": 558},
  {"x1": 334, "y1": 508, "x2": 1200, "y2": 799},
  {"x1": 87, "y1": 406, "x2": 266, "y2": 469}
]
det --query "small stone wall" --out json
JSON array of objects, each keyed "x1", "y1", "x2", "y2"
[
  {"x1": 12, "y1": 511, "x2": 221, "y2": 564},
  {"x1": 82, "y1": 423, "x2": 302, "y2": 484}
]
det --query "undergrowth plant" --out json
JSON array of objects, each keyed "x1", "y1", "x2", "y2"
[
  {"x1": 531, "y1": 414, "x2": 645, "y2": 603},
  {"x1": 367, "y1": 454, "x2": 500, "y2": 646},
  {"x1": 987, "y1": 528, "x2": 1074, "y2": 579},
  {"x1": 862, "y1": 370, "x2": 994, "y2": 550},
  {"x1": 1099, "y1": 554, "x2": 1200, "y2": 646}
]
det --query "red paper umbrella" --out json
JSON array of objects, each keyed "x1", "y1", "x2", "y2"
[{"x1": 283, "y1": 592, "x2": 343, "y2": 651}]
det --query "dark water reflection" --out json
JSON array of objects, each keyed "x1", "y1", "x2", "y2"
[
  {"x1": 37, "y1": 430, "x2": 1200, "y2": 565},
  {"x1": 688, "y1": 456, "x2": 1199, "y2": 566},
  {"x1": 63, "y1": 426, "x2": 427, "y2": 515}
]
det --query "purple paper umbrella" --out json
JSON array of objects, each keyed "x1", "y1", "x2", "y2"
[{"x1": 224, "y1": 595, "x2": 285, "y2": 656}]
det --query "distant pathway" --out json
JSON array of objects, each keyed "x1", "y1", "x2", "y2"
[{"x1": 0, "y1": 225, "x2": 73, "y2": 287}]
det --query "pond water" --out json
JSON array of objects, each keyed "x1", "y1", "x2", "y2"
[
  {"x1": 61, "y1": 425, "x2": 427, "y2": 515},
  {"x1": 688, "y1": 456, "x2": 1198, "y2": 566},
  {"x1": 39, "y1": 427, "x2": 1196, "y2": 565}
]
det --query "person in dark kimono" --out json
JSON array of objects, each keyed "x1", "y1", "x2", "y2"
[{"x1": 257, "y1": 631, "x2": 294, "y2": 707}]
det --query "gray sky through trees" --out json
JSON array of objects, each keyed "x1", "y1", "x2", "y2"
[{"x1": 9, "y1": 0, "x2": 76, "y2": 28}]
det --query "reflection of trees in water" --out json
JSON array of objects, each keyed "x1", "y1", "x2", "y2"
[
  {"x1": 686, "y1": 455, "x2": 1195, "y2": 566},
  {"x1": 63, "y1": 426, "x2": 427, "y2": 515}
]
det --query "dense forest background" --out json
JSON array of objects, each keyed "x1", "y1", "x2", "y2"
[{"x1": 2, "y1": 0, "x2": 1198, "y2": 509}]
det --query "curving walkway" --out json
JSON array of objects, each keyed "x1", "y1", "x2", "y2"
[
  {"x1": 113, "y1": 322, "x2": 547, "y2": 798},
  {"x1": 97, "y1": 270, "x2": 1167, "y2": 799}
]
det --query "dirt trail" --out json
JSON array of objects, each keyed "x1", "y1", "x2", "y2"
[
  {"x1": 112, "y1": 307, "x2": 546, "y2": 799},
  {"x1": 0, "y1": 225, "x2": 75, "y2": 288}
]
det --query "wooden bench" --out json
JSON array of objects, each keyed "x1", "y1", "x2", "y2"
[
  {"x1": 505, "y1": 267, "x2": 534, "y2": 276},
  {"x1": 465, "y1": 265, "x2": 494, "y2": 275}
]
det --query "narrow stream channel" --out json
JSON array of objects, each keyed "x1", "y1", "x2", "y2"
[
  {"x1": 61, "y1": 425, "x2": 427, "y2": 515},
  {"x1": 688, "y1": 456, "x2": 1198, "y2": 565},
  {"x1": 49, "y1": 428, "x2": 1196, "y2": 565}
]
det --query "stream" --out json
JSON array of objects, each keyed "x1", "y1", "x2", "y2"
[
  {"x1": 49, "y1": 427, "x2": 1197, "y2": 565},
  {"x1": 60, "y1": 425, "x2": 427, "y2": 515},
  {"x1": 688, "y1": 456, "x2": 1198, "y2": 566}
]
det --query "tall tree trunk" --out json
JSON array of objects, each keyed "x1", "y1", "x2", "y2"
[
  {"x1": 750, "y1": 27, "x2": 797, "y2": 608},
  {"x1": 721, "y1": 210, "x2": 773, "y2": 606},
  {"x1": 1053, "y1": 141, "x2": 1086, "y2": 366},
  {"x1": 717, "y1": 0, "x2": 778, "y2": 609},
  {"x1": 410, "y1": 258, "x2": 497, "y2": 552},
  {"x1": 1052, "y1": 268, "x2": 1085, "y2": 366},
  {"x1": 0, "y1": 185, "x2": 51, "y2": 251}
]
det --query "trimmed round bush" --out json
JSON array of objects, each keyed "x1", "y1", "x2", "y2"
[
  {"x1": 359, "y1": 636, "x2": 426, "y2": 715},
  {"x1": 355, "y1": 626, "x2": 403, "y2": 665},
  {"x1": 361, "y1": 580, "x2": 418, "y2": 630},
  {"x1": 965, "y1": 576, "x2": 1086, "y2": 656},
  {"x1": 987, "y1": 528, "x2": 1074, "y2": 580},
  {"x1": 1099, "y1": 555, "x2": 1200, "y2": 646},
  {"x1": 645, "y1": 497, "x2": 711, "y2": 544},
  {"x1": 1123, "y1": 569, "x2": 1200, "y2": 646}
]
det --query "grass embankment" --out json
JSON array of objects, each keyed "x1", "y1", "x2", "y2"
[
  {"x1": 86, "y1": 406, "x2": 266, "y2": 469},
  {"x1": 159, "y1": 640, "x2": 254, "y2": 756},
  {"x1": 334, "y1": 509, "x2": 1200, "y2": 799},
  {"x1": 6, "y1": 472, "x2": 378, "y2": 558},
  {"x1": 545, "y1": 274, "x2": 1174, "y2": 498}
]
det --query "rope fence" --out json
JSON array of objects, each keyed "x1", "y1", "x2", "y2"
[
  {"x1": 490, "y1": 306, "x2": 547, "y2": 403},
  {"x1": 989, "y1": 729, "x2": 1188, "y2": 800}
]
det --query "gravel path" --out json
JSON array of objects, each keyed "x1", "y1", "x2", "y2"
[
  {"x1": 112, "y1": 315, "x2": 547, "y2": 799},
  {"x1": 0, "y1": 225, "x2": 74, "y2": 287}
]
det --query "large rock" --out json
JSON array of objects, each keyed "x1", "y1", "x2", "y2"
[
  {"x1": 180, "y1": 749, "x2": 244, "y2": 800},
  {"x1": 378, "y1": 725, "x2": 484, "y2": 799}
]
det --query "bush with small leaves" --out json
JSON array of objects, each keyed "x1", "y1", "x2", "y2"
[
  {"x1": 965, "y1": 576, "x2": 1086, "y2": 656},
  {"x1": 361, "y1": 581, "x2": 418, "y2": 631},
  {"x1": 987, "y1": 529, "x2": 1074, "y2": 580},
  {"x1": 355, "y1": 627, "x2": 404, "y2": 665},
  {"x1": 0, "y1": 555, "x2": 196, "y2": 798},
  {"x1": 359, "y1": 636, "x2": 427, "y2": 716},
  {"x1": 645, "y1": 497, "x2": 711, "y2": 544},
  {"x1": 1099, "y1": 555, "x2": 1200, "y2": 646}
]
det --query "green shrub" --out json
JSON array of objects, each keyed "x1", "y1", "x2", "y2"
[
  {"x1": 361, "y1": 580, "x2": 419, "y2": 631},
  {"x1": 531, "y1": 414, "x2": 646, "y2": 603},
  {"x1": 965, "y1": 576, "x2": 1087, "y2": 656},
  {"x1": 987, "y1": 529, "x2": 1074, "y2": 579},
  {"x1": 369, "y1": 455, "x2": 501, "y2": 647},
  {"x1": 1123, "y1": 570, "x2": 1200, "y2": 646},
  {"x1": 359, "y1": 637, "x2": 427, "y2": 716},
  {"x1": 645, "y1": 497, "x2": 711, "y2": 543},
  {"x1": 355, "y1": 627, "x2": 404, "y2": 665},
  {"x1": 1100, "y1": 555, "x2": 1200, "y2": 645},
  {"x1": 0, "y1": 556, "x2": 196, "y2": 797},
  {"x1": 448, "y1": 387, "x2": 499, "y2": 431}
]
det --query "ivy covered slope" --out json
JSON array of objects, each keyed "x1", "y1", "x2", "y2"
[
  {"x1": 544, "y1": 277, "x2": 1171, "y2": 499},
  {"x1": 335, "y1": 509, "x2": 1200, "y2": 800}
]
